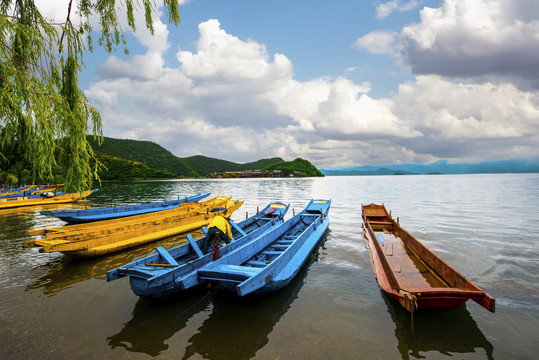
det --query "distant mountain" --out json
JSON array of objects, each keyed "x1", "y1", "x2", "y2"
[
  {"x1": 87, "y1": 136, "x2": 319, "y2": 179},
  {"x1": 320, "y1": 157, "x2": 539, "y2": 176},
  {"x1": 184, "y1": 155, "x2": 285, "y2": 176}
]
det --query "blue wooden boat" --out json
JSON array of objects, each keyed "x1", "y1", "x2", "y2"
[
  {"x1": 197, "y1": 199, "x2": 331, "y2": 296},
  {"x1": 0, "y1": 185, "x2": 62, "y2": 199},
  {"x1": 106, "y1": 202, "x2": 290, "y2": 298},
  {"x1": 40, "y1": 192, "x2": 210, "y2": 223}
]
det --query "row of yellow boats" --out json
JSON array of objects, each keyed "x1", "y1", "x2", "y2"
[
  {"x1": 0, "y1": 187, "x2": 94, "y2": 210},
  {"x1": 22, "y1": 195, "x2": 243, "y2": 258}
]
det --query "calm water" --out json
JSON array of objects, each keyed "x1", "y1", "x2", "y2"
[{"x1": 0, "y1": 175, "x2": 538, "y2": 359}]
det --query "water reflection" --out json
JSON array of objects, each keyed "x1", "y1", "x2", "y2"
[
  {"x1": 383, "y1": 294, "x2": 494, "y2": 359},
  {"x1": 182, "y1": 236, "x2": 327, "y2": 360},
  {"x1": 107, "y1": 289, "x2": 212, "y2": 356},
  {"x1": 24, "y1": 233, "x2": 197, "y2": 296}
]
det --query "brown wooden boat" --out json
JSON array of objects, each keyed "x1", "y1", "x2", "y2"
[{"x1": 362, "y1": 203, "x2": 495, "y2": 313}]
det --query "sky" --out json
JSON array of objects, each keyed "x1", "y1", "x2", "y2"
[{"x1": 38, "y1": 0, "x2": 539, "y2": 167}]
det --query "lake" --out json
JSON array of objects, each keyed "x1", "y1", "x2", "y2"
[{"x1": 0, "y1": 174, "x2": 538, "y2": 359}]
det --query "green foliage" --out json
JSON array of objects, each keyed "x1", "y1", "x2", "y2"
[
  {"x1": 88, "y1": 137, "x2": 287, "y2": 177},
  {"x1": 87, "y1": 136, "x2": 195, "y2": 176},
  {"x1": 264, "y1": 158, "x2": 324, "y2": 177},
  {"x1": 0, "y1": 1, "x2": 180, "y2": 192},
  {"x1": 184, "y1": 155, "x2": 285, "y2": 176},
  {"x1": 94, "y1": 151, "x2": 175, "y2": 180},
  {"x1": 5, "y1": 173, "x2": 17, "y2": 185}
]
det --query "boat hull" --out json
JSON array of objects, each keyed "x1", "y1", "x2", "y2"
[
  {"x1": 199, "y1": 199, "x2": 331, "y2": 296},
  {"x1": 0, "y1": 189, "x2": 97, "y2": 210},
  {"x1": 24, "y1": 197, "x2": 242, "y2": 257},
  {"x1": 106, "y1": 202, "x2": 290, "y2": 298},
  {"x1": 40, "y1": 193, "x2": 210, "y2": 223},
  {"x1": 362, "y1": 203, "x2": 495, "y2": 313}
]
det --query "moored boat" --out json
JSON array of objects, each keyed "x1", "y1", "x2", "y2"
[
  {"x1": 197, "y1": 199, "x2": 331, "y2": 296},
  {"x1": 23, "y1": 196, "x2": 242, "y2": 257},
  {"x1": 106, "y1": 202, "x2": 290, "y2": 298},
  {"x1": 40, "y1": 192, "x2": 210, "y2": 223},
  {"x1": 362, "y1": 203, "x2": 495, "y2": 312},
  {"x1": 0, "y1": 189, "x2": 98, "y2": 210}
]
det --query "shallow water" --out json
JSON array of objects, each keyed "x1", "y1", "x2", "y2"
[{"x1": 0, "y1": 174, "x2": 538, "y2": 359}]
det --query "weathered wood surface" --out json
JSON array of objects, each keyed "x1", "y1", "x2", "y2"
[
  {"x1": 23, "y1": 197, "x2": 243, "y2": 257},
  {"x1": 362, "y1": 203, "x2": 495, "y2": 313}
]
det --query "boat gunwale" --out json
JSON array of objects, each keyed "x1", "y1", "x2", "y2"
[
  {"x1": 361, "y1": 203, "x2": 495, "y2": 312},
  {"x1": 199, "y1": 198, "x2": 331, "y2": 296}
]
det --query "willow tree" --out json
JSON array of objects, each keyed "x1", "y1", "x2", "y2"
[{"x1": 0, "y1": 0, "x2": 179, "y2": 192}]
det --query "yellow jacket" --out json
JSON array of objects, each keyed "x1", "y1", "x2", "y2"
[{"x1": 208, "y1": 216, "x2": 233, "y2": 239}]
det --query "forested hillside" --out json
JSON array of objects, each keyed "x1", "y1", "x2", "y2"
[
  {"x1": 94, "y1": 152, "x2": 176, "y2": 180},
  {"x1": 88, "y1": 137, "x2": 289, "y2": 178},
  {"x1": 185, "y1": 155, "x2": 285, "y2": 176},
  {"x1": 265, "y1": 158, "x2": 324, "y2": 177},
  {"x1": 87, "y1": 137, "x2": 195, "y2": 176}
]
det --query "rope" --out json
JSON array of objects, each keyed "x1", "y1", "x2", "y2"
[
  {"x1": 196, "y1": 245, "x2": 219, "y2": 280},
  {"x1": 399, "y1": 289, "x2": 418, "y2": 334}
]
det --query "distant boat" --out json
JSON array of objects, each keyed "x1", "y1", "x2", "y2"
[
  {"x1": 361, "y1": 203, "x2": 495, "y2": 312},
  {"x1": 106, "y1": 202, "x2": 290, "y2": 298},
  {"x1": 0, "y1": 185, "x2": 64, "y2": 198},
  {"x1": 40, "y1": 192, "x2": 210, "y2": 223},
  {"x1": 23, "y1": 196, "x2": 243, "y2": 258},
  {"x1": 198, "y1": 198, "x2": 331, "y2": 296},
  {"x1": 0, "y1": 189, "x2": 98, "y2": 210}
]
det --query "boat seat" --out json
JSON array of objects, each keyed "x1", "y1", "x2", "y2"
[
  {"x1": 272, "y1": 244, "x2": 289, "y2": 249},
  {"x1": 246, "y1": 260, "x2": 267, "y2": 267},
  {"x1": 214, "y1": 264, "x2": 262, "y2": 277},
  {"x1": 262, "y1": 250, "x2": 282, "y2": 256},
  {"x1": 229, "y1": 220, "x2": 247, "y2": 237},
  {"x1": 156, "y1": 246, "x2": 179, "y2": 266},
  {"x1": 186, "y1": 234, "x2": 204, "y2": 258},
  {"x1": 369, "y1": 221, "x2": 392, "y2": 226},
  {"x1": 277, "y1": 240, "x2": 294, "y2": 245}
]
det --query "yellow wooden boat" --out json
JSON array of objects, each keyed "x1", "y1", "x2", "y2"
[
  {"x1": 0, "y1": 189, "x2": 97, "y2": 210},
  {"x1": 23, "y1": 196, "x2": 243, "y2": 257},
  {"x1": 28, "y1": 195, "x2": 232, "y2": 239}
]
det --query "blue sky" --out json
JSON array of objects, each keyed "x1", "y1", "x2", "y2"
[{"x1": 40, "y1": 0, "x2": 539, "y2": 167}]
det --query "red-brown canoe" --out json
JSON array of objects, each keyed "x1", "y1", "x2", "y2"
[{"x1": 362, "y1": 203, "x2": 495, "y2": 313}]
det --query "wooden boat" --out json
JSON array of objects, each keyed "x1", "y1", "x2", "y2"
[
  {"x1": 198, "y1": 199, "x2": 331, "y2": 296},
  {"x1": 23, "y1": 196, "x2": 242, "y2": 257},
  {"x1": 39, "y1": 192, "x2": 210, "y2": 223},
  {"x1": 0, "y1": 189, "x2": 98, "y2": 210},
  {"x1": 0, "y1": 185, "x2": 65, "y2": 199},
  {"x1": 362, "y1": 203, "x2": 495, "y2": 312},
  {"x1": 0, "y1": 185, "x2": 36, "y2": 197},
  {"x1": 106, "y1": 202, "x2": 290, "y2": 298}
]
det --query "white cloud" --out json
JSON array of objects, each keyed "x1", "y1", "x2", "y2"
[
  {"x1": 400, "y1": 0, "x2": 539, "y2": 90},
  {"x1": 393, "y1": 76, "x2": 539, "y2": 161},
  {"x1": 356, "y1": 0, "x2": 539, "y2": 90},
  {"x1": 376, "y1": 1, "x2": 419, "y2": 20},
  {"x1": 87, "y1": 16, "x2": 539, "y2": 167},
  {"x1": 353, "y1": 30, "x2": 399, "y2": 56},
  {"x1": 36, "y1": 0, "x2": 77, "y2": 23}
]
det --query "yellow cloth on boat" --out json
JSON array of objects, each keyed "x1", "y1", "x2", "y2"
[{"x1": 208, "y1": 216, "x2": 233, "y2": 239}]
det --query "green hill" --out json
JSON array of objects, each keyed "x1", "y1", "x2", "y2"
[
  {"x1": 87, "y1": 137, "x2": 194, "y2": 176},
  {"x1": 88, "y1": 136, "x2": 297, "y2": 178},
  {"x1": 265, "y1": 158, "x2": 323, "y2": 177},
  {"x1": 94, "y1": 152, "x2": 176, "y2": 180},
  {"x1": 185, "y1": 155, "x2": 285, "y2": 176}
]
